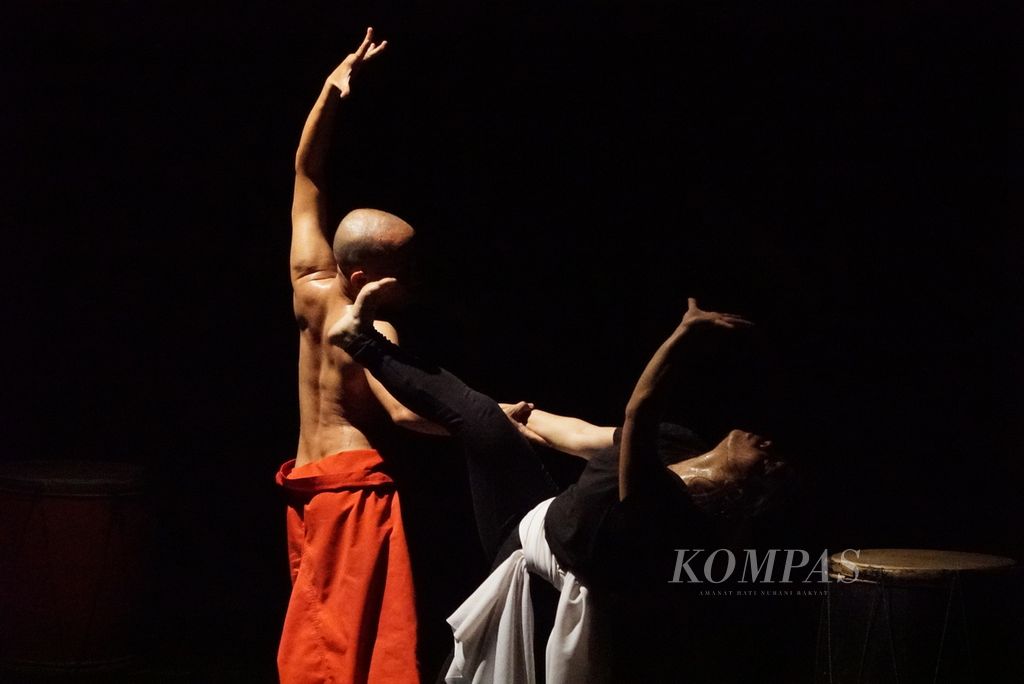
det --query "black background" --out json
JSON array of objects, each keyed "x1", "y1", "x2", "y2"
[{"x1": 3, "y1": 1, "x2": 1021, "y2": 681}]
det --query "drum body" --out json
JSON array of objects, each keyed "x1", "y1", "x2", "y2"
[
  {"x1": 816, "y1": 549, "x2": 1021, "y2": 684},
  {"x1": 0, "y1": 461, "x2": 147, "y2": 674}
]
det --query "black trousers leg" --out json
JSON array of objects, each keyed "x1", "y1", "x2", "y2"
[{"x1": 343, "y1": 331, "x2": 559, "y2": 560}]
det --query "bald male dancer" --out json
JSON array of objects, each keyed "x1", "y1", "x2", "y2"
[{"x1": 276, "y1": 29, "x2": 444, "y2": 684}]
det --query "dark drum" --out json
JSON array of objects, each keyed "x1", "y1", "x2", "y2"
[
  {"x1": 0, "y1": 461, "x2": 147, "y2": 674},
  {"x1": 816, "y1": 548, "x2": 1021, "y2": 684}
]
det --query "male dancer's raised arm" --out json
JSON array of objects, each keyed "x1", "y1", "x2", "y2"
[
  {"x1": 291, "y1": 28, "x2": 385, "y2": 288},
  {"x1": 290, "y1": 28, "x2": 443, "y2": 436}
]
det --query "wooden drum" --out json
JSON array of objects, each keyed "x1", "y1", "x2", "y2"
[
  {"x1": 816, "y1": 548, "x2": 1021, "y2": 684},
  {"x1": 0, "y1": 461, "x2": 147, "y2": 674}
]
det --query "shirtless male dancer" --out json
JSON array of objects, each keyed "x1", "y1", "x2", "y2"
[{"x1": 276, "y1": 28, "x2": 443, "y2": 684}]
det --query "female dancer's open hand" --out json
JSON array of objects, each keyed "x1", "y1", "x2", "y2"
[{"x1": 679, "y1": 298, "x2": 754, "y2": 332}]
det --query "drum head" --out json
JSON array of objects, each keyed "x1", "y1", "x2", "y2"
[
  {"x1": 819, "y1": 548, "x2": 1022, "y2": 683},
  {"x1": 830, "y1": 548, "x2": 1015, "y2": 582}
]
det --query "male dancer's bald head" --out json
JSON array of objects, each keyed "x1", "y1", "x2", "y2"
[{"x1": 333, "y1": 208, "x2": 416, "y2": 303}]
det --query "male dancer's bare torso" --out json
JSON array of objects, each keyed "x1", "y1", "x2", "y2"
[
  {"x1": 293, "y1": 276, "x2": 402, "y2": 468},
  {"x1": 287, "y1": 28, "x2": 440, "y2": 468}
]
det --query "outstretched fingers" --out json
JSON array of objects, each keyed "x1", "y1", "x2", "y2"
[
  {"x1": 684, "y1": 297, "x2": 754, "y2": 327},
  {"x1": 366, "y1": 40, "x2": 388, "y2": 59},
  {"x1": 718, "y1": 313, "x2": 755, "y2": 327},
  {"x1": 354, "y1": 27, "x2": 375, "y2": 59},
  {"x1": 354, "y1": 27, "x2": 387, "y2": 62}
]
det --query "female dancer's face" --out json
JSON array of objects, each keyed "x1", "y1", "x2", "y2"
[
  {"x1": 701, "y1": 429, "x2": 787, "y2": 517},
  {"x1": 718, "y1": 429, "x2": 782, "y2": 480}
]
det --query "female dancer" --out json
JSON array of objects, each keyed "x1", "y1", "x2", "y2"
[{"x1": 329, "y1": 278, "x2": 786, "y2": 683}]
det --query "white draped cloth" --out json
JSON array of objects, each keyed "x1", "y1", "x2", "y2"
[{"x1": 445, "y1": 497, "x2": 600, "y2": 684}]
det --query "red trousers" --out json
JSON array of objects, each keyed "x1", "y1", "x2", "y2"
[{"x1": 276, "y1": 450, "x2": 419, "y2": 684}]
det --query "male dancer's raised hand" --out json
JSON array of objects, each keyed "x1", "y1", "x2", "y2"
[{"x1": 327, "y1": 27, "x2": 387, "y2": 98}]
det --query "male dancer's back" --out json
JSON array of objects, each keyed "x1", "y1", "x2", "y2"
[{"x1": 277, "y1": 28, "x2": 441, "y2": 684}]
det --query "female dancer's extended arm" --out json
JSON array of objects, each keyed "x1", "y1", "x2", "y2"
[{"x1": 618, "y1": 299, "x2": 752, "y2": 500}]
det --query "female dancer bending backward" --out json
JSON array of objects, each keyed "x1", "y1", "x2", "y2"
[{"x1": 329, "y1": 278, "x2": 786, "y2": 684}]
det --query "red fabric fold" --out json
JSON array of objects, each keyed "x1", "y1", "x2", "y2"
[{"x1": 276, "y1": 450, "x2": 419, "y2": 684}]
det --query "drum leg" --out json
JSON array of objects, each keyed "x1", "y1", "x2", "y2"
[
  {"x1": 881, "y1": 585, "x2": 901, "y2": 683},
  {"x1": 858, "y1": 586, "x2": 882, "y2": 684},
  {"x1": 815, "y1": 588, "x2": 833, "y2": 684},
  {"x1": 931, "y1": 576, "x2": 956, "y2": 684}
]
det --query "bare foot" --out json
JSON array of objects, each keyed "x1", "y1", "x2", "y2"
[{"x1": 327, "y1": 277, "x2": 398, "y2": 348}]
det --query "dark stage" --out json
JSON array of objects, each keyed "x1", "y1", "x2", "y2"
[{"x1": 2, "y1": 1, "x2": 1021, "y2": 682}]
